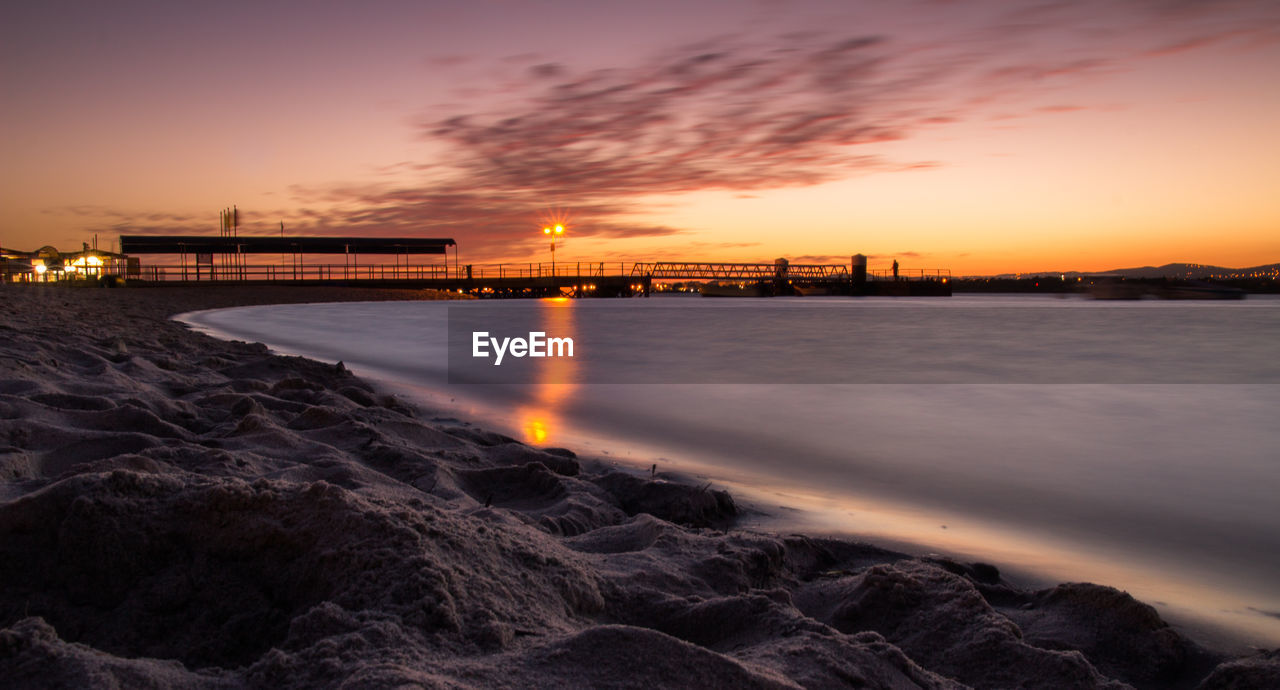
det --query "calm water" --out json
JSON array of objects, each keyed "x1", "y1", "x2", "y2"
[{"x1": 183, "y1": 295, "x2": 1280, "y2": 646}]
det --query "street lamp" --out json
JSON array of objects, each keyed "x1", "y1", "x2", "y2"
[{"x1": 543, "y1": 224, "x2": 564, "y2": 274}]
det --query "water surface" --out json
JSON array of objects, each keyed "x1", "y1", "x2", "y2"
[{"x1": 183, "y1": 294, "x2": 1280, "y2": 646}]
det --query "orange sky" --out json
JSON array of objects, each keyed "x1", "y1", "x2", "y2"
[{"x1": 3, "y1": 0, "x2": 1278, "y2": 275}]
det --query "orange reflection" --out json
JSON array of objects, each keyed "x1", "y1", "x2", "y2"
[
  {"x1": 523, "y1": 418, "x2": 549, "y2": 444},
  {"x1": 514, "y1": 298, "x2": 579, "y2": 445}
]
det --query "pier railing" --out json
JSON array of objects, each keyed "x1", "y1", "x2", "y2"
[
  {"x1": 464, "y1": 262, "x2": 629, "y2": 279},
  {"x1": 630, "y1": 262, "x2": 851, "y2": 280},
  {"x1": 132, "y1": 263, "x2": 454, "y2": 282},
  {"x1": 125, "y1": 261, "x2": 632, "y2": 283},
  {"x1": 867, "y1": 268, "x2": 951, "y2": 281},
  {"x1": 41, "y1": 258, "x2": 949, "y2": 285}
]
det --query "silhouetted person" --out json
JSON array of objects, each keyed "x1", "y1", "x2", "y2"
[{"x1": 892, "y1": 259, "x2": 899, "y2": 280}]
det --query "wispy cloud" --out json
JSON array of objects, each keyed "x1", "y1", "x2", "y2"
[
  {"x1": 95, "y1": 0, "x2": 1280, "y2": 261},
  {"x1": 429, "y1": 36, "x2": 917, "y2": 197}
]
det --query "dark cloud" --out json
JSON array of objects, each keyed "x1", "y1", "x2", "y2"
[
  {"x1": 262, "y1": 182, "x2": 683, "y2": 259},
  {"x1": 46, "y1": 206, "x2": 200, "y2": 224},
  {"x1": 422, "y1": 1, "x2": 1280, "y2": 210},
  {"x1": 429, "y1": 35, "x2": 913, "y2": 197},
  {"x1": 789, "y1": 254, "x2": 856, "y2": 264},
  {"x1": 90, "y1": 1, "x2": 1280, "y2": 262},
  {"x1": 529, "y1": 62, "x2": 564, "y2": 79}
]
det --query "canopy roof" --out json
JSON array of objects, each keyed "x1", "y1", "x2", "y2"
[{"x1": 119, "y1": 235, "x2": 455, "y2": 255}]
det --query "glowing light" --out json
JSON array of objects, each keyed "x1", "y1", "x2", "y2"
[
  {"x1": 523, "y1": 418, "x2": 549, "y2": 444},
  {"x1": 34, "y1": 263, "x2": 46, "y2": 274},
  {"x1": 543, "y1": 227, "x2": 551, "y2": 235},
  {"x1": 554, "y1": 224, "x2": 564, "y2": 234},
  {"x1": 87, "y1": 256, "x2": 102, "y2": 266}
]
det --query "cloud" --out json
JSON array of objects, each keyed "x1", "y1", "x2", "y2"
[
  {"x1": 863, "y1": 251, "x2": 923, "y2": 260},
  {"x1": 420, "y1": 2, "x2": 1280, "y2": 211},
  {"x1": 93, "y1": 0, "x2": 1280, "y2": 262},
  {"x1": 789, "y1": 254, "x2": 855, "y2": 264},
  {"x1": 1037, "y1": 104, "x2": 1087, "y2": 114},
  {"x1": 529, "y1": 63, "x2": 565, "y2": 79},
  {"x1": 428, "y1": 35, "x2": 921, "y2": 198},
  {"x1": 45, "y1": 206, "x2": 201, "y2": 225},
  {"x1": 426, "y1": 55, "x2": 470, "y2": 68},
  {"x1": 268, "y1": 182, "x2": 685, "y2": 259}
]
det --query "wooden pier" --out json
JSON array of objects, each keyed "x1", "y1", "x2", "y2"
[{"x1": 40, "y1": 235, "x2": 953, "y2": 297}]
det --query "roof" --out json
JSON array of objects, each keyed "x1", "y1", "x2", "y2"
[{"x1": 118, "y1": 235, "x2": 456, "y2": 255}]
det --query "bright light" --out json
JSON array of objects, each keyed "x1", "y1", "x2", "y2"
[
  {"x1": 543, "y1": 227, "x2": 551, "y2": 234},
  {"x1": 34, "y1": 263, "x2": 46, "y2": 274},
  {"x1": 87, "y1": 256, "x2": 102, "y2": 266},
  {"x1": 554, "y1": 224, "x2": 564, "y2": 234},
  {"x1": 523, "y1": 418, "x2": 549, "y2": 444}
]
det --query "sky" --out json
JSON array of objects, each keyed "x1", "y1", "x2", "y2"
[{"x1": 3, "y1": 0, "x2": 1278, "y2": 275}]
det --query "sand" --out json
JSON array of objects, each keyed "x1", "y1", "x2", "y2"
[{"x1": 1, "y1": 284, "x2": 1276, "y2": 689}]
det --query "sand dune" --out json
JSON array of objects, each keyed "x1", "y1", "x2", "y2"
[{"x1": 1, "y1": 285, "x2": 1276, "y2": 688}]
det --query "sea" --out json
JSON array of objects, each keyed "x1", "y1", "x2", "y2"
[{"x1": 182, "y1": 294, "x2": 1280, "y2": 647}]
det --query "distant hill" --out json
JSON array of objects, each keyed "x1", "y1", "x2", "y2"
[
  {"x1": 1101, "y1": 263, "x2": 1280, "y2": 279},
  {"x1": 985, "y1": 263, "x2": 1280, "y2": 280}
]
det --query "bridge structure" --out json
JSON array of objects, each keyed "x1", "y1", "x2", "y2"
[
  {"x1": 629, "y1": 262, "x2": 850, "y2": 280},
  {"x1": 627, "y1": 261, "x2": 949, "y2": 296},
  {"x1": 21, "y1": 234, "x2": 949, "y2": 296}
]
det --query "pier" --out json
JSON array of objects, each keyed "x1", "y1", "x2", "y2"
[{"x1": 6, "y1": 235, "x2": 951, "y2": 297}]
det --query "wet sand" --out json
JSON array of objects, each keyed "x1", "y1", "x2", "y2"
[{"x1": 1, "y1": 284, "x2": 1276, "y2": 689}]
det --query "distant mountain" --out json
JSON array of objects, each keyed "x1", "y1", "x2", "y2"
[
  {"x1": 1100, "y1": 263, "x2": 1280, "y2": 279},
  {"x1": 983, "y1": 263, "x2": 1280, "y2": 280}
]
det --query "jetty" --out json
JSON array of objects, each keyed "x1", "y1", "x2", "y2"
[{"x1": 2, "y1": 236, "x2": 950, "y2": 297}]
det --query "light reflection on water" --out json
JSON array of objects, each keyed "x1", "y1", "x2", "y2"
[
  {"x1": 182, "y1": 295, "x2": 1280, "y2": 647},
  {"x1": 514, "y1": 298, "x2": 579, "y2": 445}
]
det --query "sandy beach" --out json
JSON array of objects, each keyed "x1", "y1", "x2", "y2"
[{"x1": 1, "y1": 285, "x2": 1277, "y2": 689}]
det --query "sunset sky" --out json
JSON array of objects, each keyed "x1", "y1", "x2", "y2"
[{"x1": 3, "y1": 0, "x2": 1278, "y2": 275}]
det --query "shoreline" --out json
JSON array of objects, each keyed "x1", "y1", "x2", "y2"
[
  {"x1": 2, "y1": 284, "x2": 1277, "y2": 688},
  {"x1": 178, "y1": 295, "x2": 1280, "y2": 652}
]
